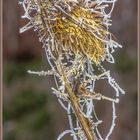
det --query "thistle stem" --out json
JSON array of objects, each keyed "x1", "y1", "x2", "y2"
[{"x1": 64, "y1": 82, "x2": 96, "y2": 140}]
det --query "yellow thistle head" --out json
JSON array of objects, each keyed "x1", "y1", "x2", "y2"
[
  {"x1": 31, "y1": 0, "x2": 110, "y2": 64},
  {"x1": 20, "y1": 1, "x2": 125, "y2": 140}
]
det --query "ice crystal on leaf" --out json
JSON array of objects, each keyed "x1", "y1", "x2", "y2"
[{"x1": 19, "y1": 0, "x2": 125, "y2": 139}]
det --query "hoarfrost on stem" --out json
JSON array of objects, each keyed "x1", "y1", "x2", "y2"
[{"x1": 19, "y1": 0, "x2": 125, "y2": 139}]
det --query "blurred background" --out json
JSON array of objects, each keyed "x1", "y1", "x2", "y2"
[{"x1": 3, "y1": 0, "x2": 137, "y2": 140}]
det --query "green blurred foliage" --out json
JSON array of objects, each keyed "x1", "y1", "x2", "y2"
[
  {"x1": 115, "y1": 52, "x2": 136, "y2": 73},
  {"x1": 29, "y1": 108, "x2": 51, "y2": 130},
  {"x1": 4, "y1": 60, "x2": 41, "y2": 85},
  {"x1": 3, "y1": 87, "x2": 55, "y2": 140},
  {"x1": 4, "y1": 88, "x2": 47, "y2": 121},
  {"x1": 3, "y1": 59, "x2": 58, "y2": 140}
]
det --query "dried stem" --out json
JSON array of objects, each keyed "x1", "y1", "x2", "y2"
[
  {"x1": 57, "y1": 61, "x2": 96, "y2": 140},
  {"x1": 19, "y1": 0, "x2": 125, "y2": 139}
]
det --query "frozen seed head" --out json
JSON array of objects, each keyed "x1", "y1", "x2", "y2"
[
  {"x1": 20, "y1": 0, "x2": 115, "y2": 65},
  {"x1": 20, "y1": 0, "x2": 125, "y2": 140}
]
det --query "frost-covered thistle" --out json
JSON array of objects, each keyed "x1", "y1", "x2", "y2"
[{"x1": 19, "y1": 0, "x2": 125, "y2": 139}]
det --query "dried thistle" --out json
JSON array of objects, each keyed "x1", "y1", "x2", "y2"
[{"x1": 19, "y1": 0, "x2": 125, "y2": 140}]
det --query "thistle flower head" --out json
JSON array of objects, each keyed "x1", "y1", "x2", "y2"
[
  {"x1": 20, "y1": 0, "x2": 121, "y2": 65},
  {"x1": 39, "y1": 0, "x2": 108, "y2": 64},
  {"x1": 20, "y1": 0, "x2": 125, "y2": 140}
]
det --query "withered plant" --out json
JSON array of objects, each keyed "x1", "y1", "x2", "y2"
[{"x1": 19, "y1": 0, "x2": 125, "y2": 139}]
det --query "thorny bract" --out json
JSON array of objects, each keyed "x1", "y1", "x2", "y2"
[{"x1": 19, "y1": 0, "x2": 125, "y2": 140}]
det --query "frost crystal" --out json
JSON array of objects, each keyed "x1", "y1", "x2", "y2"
[{"x1": 20, "y1": 0, "x2": 125, "y2": 139}]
